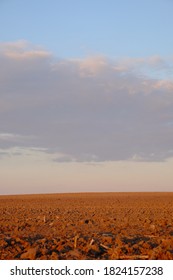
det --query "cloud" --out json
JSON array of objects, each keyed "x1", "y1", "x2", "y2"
[
  {"x1": 0, "y1": 40, "x2": 51, "y2": 59},
  {"x1": 76, "y1": 56, "x2": 108, "y2": 77},
  {"x1": 0, "y1": 146, "x2": 51, "y2": 162},
  {"x1": 0, "y1": 132, "x2": 36, "y2": 149},
  {"x1": 0, "y1": 132, "x2": 33, "y2": 141},
  {"x1": 1, "y1": 41, "x2": 173, "y2": 162}
]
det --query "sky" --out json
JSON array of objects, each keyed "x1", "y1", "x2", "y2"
[{"x1": 0, "y1": 0, "x2": 173, "y2": 194}]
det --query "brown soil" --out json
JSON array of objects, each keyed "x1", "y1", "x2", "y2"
[{"x1": 0, "y1": 192, "x2": 173, "y2": 260}]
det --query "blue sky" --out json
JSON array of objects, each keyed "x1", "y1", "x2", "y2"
[
  {"x1": 0, "y1": 0, "x2": 173, "y2": 194},
  {"x1": 1, "y1": 0, "x2": 173, "y2": 58}
]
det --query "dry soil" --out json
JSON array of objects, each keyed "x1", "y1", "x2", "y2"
[{"x1": 0, "y1": 192, "x2": 173, "y2": 260}]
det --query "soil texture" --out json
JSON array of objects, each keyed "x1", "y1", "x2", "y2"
[{"x1": 0, "y1": 192, "x2": 173, "y2": 260}]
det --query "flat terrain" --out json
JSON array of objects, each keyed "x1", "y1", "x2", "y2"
[{"x1": 0, "y1": 192, "x2": 173, "y2": 260}]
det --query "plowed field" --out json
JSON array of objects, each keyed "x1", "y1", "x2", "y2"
[{"x1": 0, "y1": 192, "x2": 173, "y2": 260}]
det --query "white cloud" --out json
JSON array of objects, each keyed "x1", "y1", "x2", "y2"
[
  {"x1": 0, "y1": 132, "x2": 32, "y2": 140},
  {"x1": 0, "y1": 41, "x2": 173, "y2": 162}
]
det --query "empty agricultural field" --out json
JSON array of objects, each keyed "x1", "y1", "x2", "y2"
[{"x1": 0, "y1": 192, "x2": 173, "y2": 260}]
